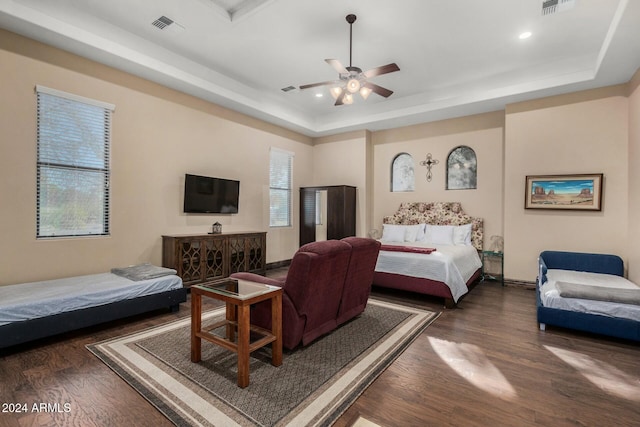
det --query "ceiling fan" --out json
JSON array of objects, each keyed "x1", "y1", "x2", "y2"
[{"x1": 299, "y1": 14, "x2": 400, "y2": 106}]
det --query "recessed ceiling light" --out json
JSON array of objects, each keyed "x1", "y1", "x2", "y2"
[
  {"x1": 315, "y1": 93, "x2": 323, "y2": 98},
  {"x1": 519, "y1": 31, "x2": 532, "y2": 40}
]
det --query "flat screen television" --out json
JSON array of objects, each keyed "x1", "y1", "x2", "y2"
[{"x1": 183, "y1": 174, "x2": 239, "y2": 214}]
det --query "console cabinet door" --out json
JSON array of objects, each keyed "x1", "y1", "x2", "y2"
[
  {"x1": 227, "y1": 233, "x2": 266, "y2": 274},
  {"x1": 163, "y1": 232, "x2": 266, "y2": 287},
  {"x1": 204, "y1": 237, "x2": 226, "y2": 281},
  {"x1": 245, "y1": 233, "x2": 266, "y2": 273},
  {"x1": 177, "y1": 238, "x2": 204, "y2": 286}
]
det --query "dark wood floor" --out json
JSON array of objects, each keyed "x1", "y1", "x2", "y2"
[{"x1": 1, "y1": 281, "x2": 638, "y2": 427}]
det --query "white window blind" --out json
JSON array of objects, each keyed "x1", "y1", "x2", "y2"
[
  {"x1": 269, "y1": 148, "x2": 293, "y2": 227},
  {"x1": 36, "y1": 86, "x2": 113, "y2": 238}
]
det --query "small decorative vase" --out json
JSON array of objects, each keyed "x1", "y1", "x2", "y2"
[{"x1": 212, "y1": 222, "x2": 222, "y2": 234}]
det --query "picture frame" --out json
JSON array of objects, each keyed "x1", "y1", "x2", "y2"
[{"x1": 525, "y1": 174, "x2": 603, "y2": 211}]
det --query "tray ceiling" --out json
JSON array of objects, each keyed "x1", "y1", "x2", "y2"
[{"x1": 0, "y1": 0, "x2": 638, "y2": 136}]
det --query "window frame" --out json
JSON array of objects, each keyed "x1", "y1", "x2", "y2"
[
  {"x1": 391, "y1": 152, "x2": 415, "y2": 192},
  {"x1": 35, "y1": 85, "x2": 114, "y2": 239},
  {"x1": 269, "y1": 147, "x2": 294, "y2": 228},
  {"x1": 446, "y1": 145, "x2": 477, "y2": 190}
]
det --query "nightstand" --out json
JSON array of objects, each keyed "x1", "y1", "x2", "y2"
[{"x1": 481, "y1": 250, "x2": 504, "y2": 286}]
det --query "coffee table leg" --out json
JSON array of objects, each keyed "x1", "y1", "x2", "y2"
[
  {"x1": 271, "y1": 292, "x2": 283, "y2": 367},
  {"x1": 226, "y1": 302, "x2": 237, "y2": 342},
  {"x1": 237, "y1": 304, "x2": 250, "y2": 388},
  {"x1": 191, "y1": 292, "x2": 202, "y2": 363}
]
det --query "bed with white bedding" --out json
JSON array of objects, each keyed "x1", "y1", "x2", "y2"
[
  {"x1": 375, "y1": 242, "x2": 481, "y2": 303},
  {"x1": 0, "y1": 265, "x2": 187, "y2": 349},
  {"x1": 373, "y1": 202, "x2": 484, "y2": 308},
  {"x1": 537, "y1": 251, "x2": 640, "y2": 342}
]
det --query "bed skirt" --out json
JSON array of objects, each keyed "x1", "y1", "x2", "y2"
[{"x1": 373, "y1": 269, "x2": 481, "y2": 308}]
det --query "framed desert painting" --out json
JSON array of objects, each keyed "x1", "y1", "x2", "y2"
[{"x1": 525, "y1": 174, "x2": 603, "y2": 211}]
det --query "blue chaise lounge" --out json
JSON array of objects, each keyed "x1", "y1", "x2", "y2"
[{"x1": 537, "y1": 250, "x2": 640, "y2": 342}]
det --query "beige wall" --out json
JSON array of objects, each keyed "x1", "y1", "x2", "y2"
[
  {"x1": 312, "y1": 131, "x2": 371, "y2": 237},
  {"x1": 628, "y1": 70, "x2": 640, "y2": 282},
  {"x1": 371, "y1": 112, "x2": 505, "y2": 246},
  {"x1": 0, "y1": 30, "x2": 313, "y2": 285},
  {"x1": 504, "y1": 87, "x2": 630, "y2": 281},
  {"x1": 2, "y1": 29, "x2": 638, "y2": 286}
]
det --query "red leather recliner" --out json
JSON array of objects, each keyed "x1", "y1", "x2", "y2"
[
  {"x1": 337, "y1": 237, "x2": 381, "y2": 325},
  {"x1": 231, "y1": 239, "x2": 351, "y2": 350},
  {"x1": 231, "y1": 237, "x2": 380, "y2": 350}
]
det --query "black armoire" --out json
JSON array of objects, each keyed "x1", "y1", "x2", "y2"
[{"x1": 299, "y1": 185, "x2": 356, "y2": 246}]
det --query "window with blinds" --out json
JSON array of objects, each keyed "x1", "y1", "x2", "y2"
[
  {"x1": 269, "y1": 148, "x2": 293, "y2": 227},
  {"x1": 36, "y1": 86, "x2": 114, "y2": 238}
]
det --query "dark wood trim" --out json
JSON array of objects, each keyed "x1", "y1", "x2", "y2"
[
  {"x1": 266, "y1": 259, "x2": 291, "y2": 270},
  {"x1": 504, "y1": 279, "x2": 536, "y2": 289}
]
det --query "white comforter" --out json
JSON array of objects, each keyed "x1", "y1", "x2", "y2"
[
  {"x1": 0, "y1": 273, "x2": 183, "y2": 326},
  {"x1": 540, "y1": 269, "x2": 640, "y2": 322},
  {"x1": 375, "y1": 242, "x2": 482, "y2": 302}
]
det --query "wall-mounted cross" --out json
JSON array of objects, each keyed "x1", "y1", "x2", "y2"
[{"x1": 420, "y1": 153, "x2": 439, "y2": 182}]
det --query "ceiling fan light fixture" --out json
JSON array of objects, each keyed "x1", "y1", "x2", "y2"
[
  {"x1": 359, "y1": 85, "x2": 372, "y2": 100},
  {"x1": 347, "y1": 78, "x2": 361, "y2": 93},
  {"x1": 330, "y1": 86, "x2": 343, "y2": 99},
  {"x1": 297, "y1": 14, "x2": 399, "y2": 106}
]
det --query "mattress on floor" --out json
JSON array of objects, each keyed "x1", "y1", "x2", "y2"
[{"x1": 0, "y1": 273, "x2": 183, "y2": 326}]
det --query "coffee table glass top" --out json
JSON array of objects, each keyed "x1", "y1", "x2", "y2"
[{"x1": 194, "y1": 278, "x2": 279, "y2": 300}]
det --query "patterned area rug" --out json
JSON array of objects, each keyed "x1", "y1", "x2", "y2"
[{"x1": 87, "y1": 299, "x2": 438, "y2": 427}]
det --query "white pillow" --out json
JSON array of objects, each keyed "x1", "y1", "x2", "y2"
[
  {"x1": 416, "y1": 223, "x2": 427, "y2": 241},
  {"x1": 426, "y1": 225, "x2": 454, "y2": 245},
  {"x1": 403, "y1": 224, "x2": 425, "y2": 242},
  {"x1": 453, "y1": 223, "x2": 473, "y2": 246},
  {"x1": 381, "y1": 224, "x2": 406, "y2": 242}
]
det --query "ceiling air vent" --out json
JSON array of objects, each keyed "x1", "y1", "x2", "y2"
[
  {"x1": 152, "y1": 16, "x2": 174, "y2": 29},
  {"x1": 151, "y1": 16, "x2": 185, "y2": 33},
  {"x1": 542, "y1": 0, "x2": 575, "y2": 16}
]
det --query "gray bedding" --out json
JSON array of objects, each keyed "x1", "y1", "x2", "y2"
[
  {"x1": 0, "y1": 272, "x2": 183, "y2": 326},
  {"x1": 111, "y1": 263, "x2": 177, "y2": 281},
  {"x1": 556, "y1": 281, "x2": 640, "y2": 306}
]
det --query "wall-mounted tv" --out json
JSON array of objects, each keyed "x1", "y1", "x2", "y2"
[{"x1": 183, "y1": 174, "x2": 240, "y2": 214}]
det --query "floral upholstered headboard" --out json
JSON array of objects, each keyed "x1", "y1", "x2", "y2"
[{"x1": 383, "y1": 202, "x2": 484, "y2": 251}]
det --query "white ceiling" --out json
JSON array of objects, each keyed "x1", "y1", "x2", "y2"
[{"x1": 1, "y1": 0, "x2": 639, "y2": 137}]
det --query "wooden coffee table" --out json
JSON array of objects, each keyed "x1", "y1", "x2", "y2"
[{"x1": 190, "y1": 278, "x2": 283, "y2": 388}]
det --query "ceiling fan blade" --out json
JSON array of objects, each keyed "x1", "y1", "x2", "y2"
[
  {"x1": 299, "y1": 80, "x2": 338, "y2": 90},
  {"x1": 334, "y1": 90, "x2": 346, "y2": 106},
  {"x1": 363, "y1": 63, "x2": 400, "y2": 79},
  {"x1": 325, "y1": 59, "x2": 348, "y2": 74},
  {"x1": 364, "y1": 82, "x2": 394, "y2": 98}
]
